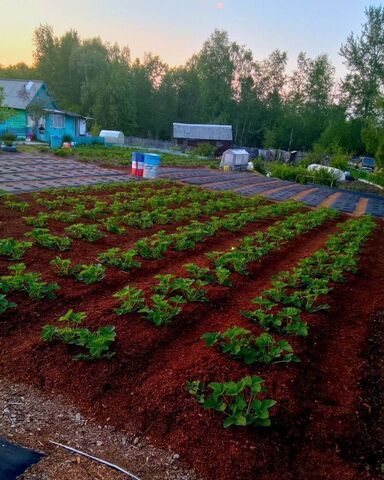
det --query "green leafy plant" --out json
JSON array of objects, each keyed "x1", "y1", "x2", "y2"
[
  {"x1": 25, "y1": 228, "x2": 72, "y2": 251},
  {"x1": 75, "y1": 264, "x2": 106, "y2": 284},
  {"x1": 100, "y1": 217, "x2": 126, "y2": 235},
  {"x1": 202, "y1": 327, "x2": 299, "y2": 364},
  {"x1": 0, "y1": 238, "x2": 32, "y2": 260},
  {"x1": 23, "y1": 213, "x2": 49, "y2": 227},
  {"x1": 113, "y1": 286, "x2": 145, "y2": 314},
  {"x1": 65, "y1": 223, "x2": 105, "y2": 242},
  {"x1": 0, "y1": 263, "x2": 59, "y2": 301},
  {"x1": 0, "y1": 294, "x2": 17, "y2": 314},
  {"x1": 42, "y1": 310, "x2": 116, "y2": 360},
  {"x1": 50, "y1": 256, "x2": 79, "y2": 277},
  {"x1": 4, "y1": 200, "x2": 29, "y2": 212},
  {"x1": 139, "y1": 294, "x2": 185, "y2": 326},
  {"x1": 98, "y1": 248, "x2": 141, "y2": 271},
  {"x1": 187, "y1": 376, "x2": 276, "y2": 428}
]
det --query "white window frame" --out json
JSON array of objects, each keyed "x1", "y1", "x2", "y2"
[{"x1": 52, "y1": 113, "x2": 65, "y2": 129}]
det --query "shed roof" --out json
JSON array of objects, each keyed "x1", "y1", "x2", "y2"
[
  {"x1": 0, "y1": 79, "x2": 45, "y2": 109},
  {"x1": 173, "y1": 123, "x2": 232, "y2": 141},
  {"x1": 223, "y1": 149, "x2": 249, "y2": 155}
]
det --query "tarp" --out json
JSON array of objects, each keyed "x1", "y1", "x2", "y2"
[{"x1": 0, "y1": 437, "x2": 44, "y2": 480}]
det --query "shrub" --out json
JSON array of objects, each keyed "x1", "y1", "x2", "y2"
[
  {"x1": 193, "y1": 142, "x2": 215, "y2": 158},
  {"x1": 1, "y1": 131, "x2": 16, "y2": 146},
  {"x1": 62, "y1": 134, "x2": 72, "y2": 143},
  {"x1": 54, "y1": 148, "x2": 72, "y2": 157},
  {"x1": 330, "y1": 153, "x2": 349, "y2": 171}
]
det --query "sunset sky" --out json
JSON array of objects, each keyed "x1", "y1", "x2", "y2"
[{"x1": 0, "y1": 0, "x2": 381, "y2": 76}]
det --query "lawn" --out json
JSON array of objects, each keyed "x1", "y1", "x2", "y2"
[{"x1": 0, "y1": 179, "x2": 383, "y2": 480}]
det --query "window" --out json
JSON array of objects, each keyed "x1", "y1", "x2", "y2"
[{"x1": 52, "y1": 113, "x2": 64, "y2": 129}]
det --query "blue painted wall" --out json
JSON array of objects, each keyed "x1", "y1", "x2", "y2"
[{"x1": 0, "y1": 83, "x2": 82, "y2": 141}]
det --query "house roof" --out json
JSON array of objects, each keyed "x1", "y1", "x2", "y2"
[
  {"x1": 44, "y1": 108, "x2": 90, "y2": 119},
  {"x1": 173, "y1": 123, "x2": 233, "y2": 141},
  {"x1": 0, "y1": 79, "x2": 45, "y2": 109}
]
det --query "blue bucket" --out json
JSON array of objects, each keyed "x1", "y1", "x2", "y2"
[
  {"x1": 143, "y1": 154, "x2": 160, "y2": 166},
  {"x1": 50, "y1": 135, "x2": 63, "y2": 149}
]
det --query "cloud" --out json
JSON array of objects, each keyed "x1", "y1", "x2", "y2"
[{"x1": 216, "y1": 2, "x2": 224, "y2": 9}]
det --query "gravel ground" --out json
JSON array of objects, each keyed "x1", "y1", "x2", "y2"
[{"x1": 0, "y1": 379, "x2": 201, "y2": 480}]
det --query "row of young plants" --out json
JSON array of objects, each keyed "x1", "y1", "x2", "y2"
[
  {"x1": 0, "y1": 263, "x2": 60, "y2": 314},
  {"x1": 111, "y1": 208, "x2": 338, "y2": 328},
  {"x1": 21, "y1": 197, "x2": 266, "y2": 254},
  {"x1": 188, "y1": 215, "x2": 377, "y2": 429},
  {"x1": 97, "y1": 200, "x2": 302, "y2": 270},
  {"x1": 24, "y1": 186, "x2": 257, "y2": 232},
  {"x1": 41, "y1": 309, "x2": 116, "y2": 360},
  {"x1": 50, "y1": 257, "x2": 106, "y2": 284},
  {"x1": 207, "y1": 208, "x2": 339, "y2": 275}
]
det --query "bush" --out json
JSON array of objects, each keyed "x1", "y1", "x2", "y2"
[
  {"x1": 193, "y1": 142, "x2": 215, "y2": 158},
  {"x1": 330, "y1": 153, "x2": 349, "y2": 171},
  {"x1": 253, "y1": 158, "x2": 267, "y2": 175},
  {"x1": 270, "y1": 162, "x2": 338, "y2": 186},
  {"x1": 90, "y1": 123, "x2": 101, "y2": 137},
  {"x1": 1, "y1": 131, "x2": 16, "y2": 146},
  {"x1": 63, "y1": 134, "x2": 72, "y2": 143},
  {"x1": 54, "y1": 148, "x2": 72, "y2": 157}
]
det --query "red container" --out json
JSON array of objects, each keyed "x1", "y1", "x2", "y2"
[
  {"x1": 131, "y1": 159, "x2": 137, "y2": 176},
  {"x1": 136, "y1": 160, "x2": 144, "y2": 177}
]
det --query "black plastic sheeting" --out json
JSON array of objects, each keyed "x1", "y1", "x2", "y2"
[{"x1": 0, "y1": 437, "x2": 44, "y2": 480}]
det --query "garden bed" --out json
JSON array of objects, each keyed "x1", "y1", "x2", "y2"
[{"x1": 0, "y1": 180, "x2": 383, "y2": 480}]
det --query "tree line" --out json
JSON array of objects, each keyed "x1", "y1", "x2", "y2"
[{"x1": 0, "y1": 6, "x2": 383, "y2": 161}]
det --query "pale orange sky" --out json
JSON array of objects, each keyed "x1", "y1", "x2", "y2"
[{"x1": 0, "y1": 0, "x2": 381, "y2": 76}]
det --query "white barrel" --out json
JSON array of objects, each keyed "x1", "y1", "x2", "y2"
[{"x1": 143, "y1": 164, "x2": 159, "y2": 179}]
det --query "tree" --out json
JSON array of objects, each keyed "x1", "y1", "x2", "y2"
[
  {"x1": 26, "y1": 100, "x2": 49, "y2": 136},
  {"x1": 340, "y1": 6, "x2": 384, "y2": 118},
  {"x1": 0, "y1": 87, "x2": 12, "y2": 124},
  {"x1": 193, "y1": 30, "x2": 234, "y2": 123}
]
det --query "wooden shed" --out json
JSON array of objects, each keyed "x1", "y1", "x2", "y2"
[{"x1": 173, "y1": 123, "x2": 232, "y2": 155}]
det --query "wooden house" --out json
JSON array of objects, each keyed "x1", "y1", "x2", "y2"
[
  {"x1": 0, "y1": 79, "x2": 88, "y2": 142},
  {"x1": 173, "y1": 123, "x2": 232, "y2": 155}
]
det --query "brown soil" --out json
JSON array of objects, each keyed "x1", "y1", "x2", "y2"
[{"x1": 1, "y1": 186, "x2": 383, "y2": 480}]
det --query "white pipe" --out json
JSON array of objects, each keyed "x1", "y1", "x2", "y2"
[{"x1": 49, "y1": 440, "x2": 141, "y2": 480}]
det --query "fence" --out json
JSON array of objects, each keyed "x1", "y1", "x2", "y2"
[{"x1": 124, "y1": 136, "x2": 173, "y2": 149}]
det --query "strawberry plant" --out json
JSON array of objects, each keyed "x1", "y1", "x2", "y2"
[
  {"x1": 50, "y1": 256, "x2": 79, "y2": 277},
  {"x1": 51, "y1": 211, "x2": 79, "y2": 223},
  {"x1": 135, "y1": 233, "x2": 172, "y2": 260},
  {"x1": 188, "y1": 376, "x2": 276, "y2": 428},
  {"x1": 154, "y1": 275, "x2": 208, "y2": 302},
  {"x1": 98, "y1": 248, "x2": 141, "y2": 271},
  {"x1": 23, "y1": 213, "x2": 49, "y2": 227},
  {"x1": 184, "y1": 263, "x2": 215, "y2": 283},
  {"x1": 42, "y1": 310, "x2": 116, "y2": 360},
  {"x1": 0, "y1": 238, "x2": 33, "y2": 260},
  {"x1": 0, "y1": 294, "x2": 17, "y2": 314},
  {"x1": 65, "y1": 223, "x2": 105, "y2": 242},
  {"x1": 23, "y1": 279, "x2": 60, "y2": 300},
  {"x1": 25, "y1": 228, "x2": 72, "y2": 251},
  {"x1": 4, "y1": 200, "x2": 29, "y2": 212},
  {"x1": 75, "y1": 264, "x2": 106, "y2": 284},
  {"x1": 243, "y1": 305, "x2": 308, "y2": 336},
  {"x1": 202, "y1": 327, "x2": 299, "y2": 364},
  {"x1": 59, "y1": 309, "x2": 86, "y2": 325},
  {"x1": 139, "y1": 294, "x2": 185, "y2": 326},
  {"x1": 100, "y1": 217, "x2": 126, "y2": 235},
  {"x1": 114, "y1": 286, "x2": 145, "y2": 314},
  {"x1": 0, "y1": 263, "x2": 59, "y2": 301}
]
